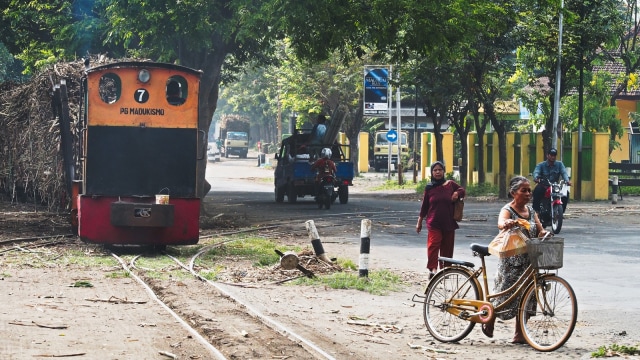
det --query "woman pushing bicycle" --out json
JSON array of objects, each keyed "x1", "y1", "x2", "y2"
[
  {"x1": 483, "y1": 176, "x2": 550, "y2": 343},
  {"x1": 415, "y1": 174, "x2": 576, "y2": 352}
]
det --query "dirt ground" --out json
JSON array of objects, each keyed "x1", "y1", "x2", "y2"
[{"x1": 1, "y1": 185, "x2": 639, "y2": 359}]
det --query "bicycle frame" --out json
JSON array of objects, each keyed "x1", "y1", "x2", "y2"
[{"x1": 441, "y1": 253, "x2": 553, "y2": 324}]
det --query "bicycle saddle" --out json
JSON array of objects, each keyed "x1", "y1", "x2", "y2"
[{"x1": 470, "y1": 243, "x2": 490, "y2": 257}]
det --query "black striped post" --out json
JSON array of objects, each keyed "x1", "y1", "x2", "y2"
[
  {"x1": 359, "y1": 219, "x2": 371, "y2": 278},
  {"x1": 305, "y1": 220, "x2": 332, "y2": 264}
]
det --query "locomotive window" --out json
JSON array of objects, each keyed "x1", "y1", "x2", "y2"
[
  {"x1": 98, "y1": 73, "x2": 122, "y2": 104},
  {"x1": 166, "y1": 75, "x2": 188, "y2": 106}
]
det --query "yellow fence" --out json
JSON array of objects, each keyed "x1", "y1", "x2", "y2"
[{"x1": 358, "y1": 131, "x2": 611, "y2": 200}]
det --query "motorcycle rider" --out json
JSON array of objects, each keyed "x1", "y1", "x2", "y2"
[
  {"x1": 311, "y1": 148, "x2": 337, "y2": 198},
  {"x1": 532, "y1": 147, "x2": 571, "y2": 215}
]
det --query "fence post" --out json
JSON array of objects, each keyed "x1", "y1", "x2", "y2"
[
  {"x1": 611, "y1": 175, "x2": 618, "y2": 204},
  {"x1": 359, "y1": 219, "x2": 371, "y2": 278}
]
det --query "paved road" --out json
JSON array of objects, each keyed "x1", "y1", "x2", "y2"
[{"x1": 206, "y1": 154, "x2": 640, "y2": 334}]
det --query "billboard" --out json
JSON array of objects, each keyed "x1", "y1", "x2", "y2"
[{"x1": 364, "y1": 67, "x2": 389, "y2": 116}]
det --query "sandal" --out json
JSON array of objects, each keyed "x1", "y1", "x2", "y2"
[{"x1": 481, "y1": 322, "x2": 494, "y2": 338}]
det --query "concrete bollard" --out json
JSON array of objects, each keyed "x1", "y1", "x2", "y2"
[
  {"x1": 612, "y1": 175, "x2": 618, "y2": 204},
  {"x1": 305, "y1": 220, "x2": 332, "y2": 264},
  {"x1": 359, "y1": 219, "x2": 371, "y2": 278}
]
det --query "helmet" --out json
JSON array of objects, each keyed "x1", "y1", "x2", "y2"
[{"x1": 321, "y1": 148, "x2": 332, "y2": 159}]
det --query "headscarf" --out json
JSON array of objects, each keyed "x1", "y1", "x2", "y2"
[{"x1": 426, "y1": 161, "x2": 446, "y2": 191}]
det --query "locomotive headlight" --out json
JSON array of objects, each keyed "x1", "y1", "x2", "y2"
[{"x1": 138, "y1": 69, "x2": 151, "y2": 83}]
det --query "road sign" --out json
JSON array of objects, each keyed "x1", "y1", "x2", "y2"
[{"x1": 386, "y1": 129, "x2": 397, "y2": 143}]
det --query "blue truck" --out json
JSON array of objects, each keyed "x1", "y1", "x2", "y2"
[{"x1": 274, "y1": 131, "x2": 354, "y2": 204}]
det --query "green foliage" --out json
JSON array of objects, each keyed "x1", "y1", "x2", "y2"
[
  {"x1": 561, "y1": 71, "x2": 622, "y2": 153},
  {"x1": 0, "y1": 42, "x2": 13, "y2": 80},
  {"x1": 1, "y1": 0, "x2": 112, "y2": 74},
  {"x1": 591, "y1": 343, "x2": 639, "y2": 358},
  {"x1": 295, "y1": 269, "x2": 403, "y2": 296},
  {"x1": 464, "y1": 182, "x2": 499, "y2": 197},
  {"x1": 515, "y1": 0, "x2": 622, "y2": 146}
]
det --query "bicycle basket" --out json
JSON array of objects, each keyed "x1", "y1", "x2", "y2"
[{"x1": 526, "y1": 237, "x2": 564, "y2": 270}]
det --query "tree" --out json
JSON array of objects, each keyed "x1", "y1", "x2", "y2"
[
  {"x1": 2, "y1": 0, "x2": 289, "y2": 196},
  {"x1": 561, "y1": 70, "x2": 622, "y2": 153},
  {"x1": 1, "y1": 0, "x2": 117, "y2": 74},
  {"x1": 516, "y1": 0, "x2": 622, "y2": 152}
]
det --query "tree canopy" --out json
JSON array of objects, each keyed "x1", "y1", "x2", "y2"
[{"x1": 1, "y1": 0, "x2": 635, "y2": 197}]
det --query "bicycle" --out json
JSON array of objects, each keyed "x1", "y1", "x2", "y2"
[{"x1": 412, "y1": 234, "x2": 577, "y2": 352}]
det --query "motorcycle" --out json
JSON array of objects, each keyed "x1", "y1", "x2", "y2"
[
  {"x1": 537, "y1": 178, "x2": 569, "y2": 234},
  {"x1": 316, "y1": 174, "x2": 336, "y2": 210}
]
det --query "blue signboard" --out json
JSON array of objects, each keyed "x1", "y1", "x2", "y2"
[{"x1": 364, "y1": 67, "x2": 389, "y2": 116}]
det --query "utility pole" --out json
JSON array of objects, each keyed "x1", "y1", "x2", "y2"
[
  {"x1": 552, "y1": 0, "x2": 564, "y2": 150},
  {"x1": 413, "y1": 85, "x2": 418, "y2": 183}
]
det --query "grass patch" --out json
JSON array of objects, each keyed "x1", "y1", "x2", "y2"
[
  {"x1": 197, "y1": 236, "x2": 303, "y2": 268},
  {"x1": 592, "y1": 344, "x2": 639, "y2": 357},
  {"x1": 295, "y1": 268, "x2": 403, "y2": 295},
  {"x1": 366, "y1": 174, "x2": 500, "y2": 198},
  {"x1": 106, "y1": 271, "x2": 130, "y2": 279},
  {"x1": 59, "y1": 249, "x2": 118, "y2": 267},
  {"x1": 199, "y1": 265, "x2": 226, "y2": 281},
  {"x1": 619, "y1": 185, "x2": 640, "y2": 196},
  {"x1": 338, "y1": 258, "x2": 357, "y2": 271},
  {"x1": 371, "y1": 179, "x2": 417, "y2": 191},
  {"x1": 126, "y1": 253, "x2": 191, "y2": 280}
]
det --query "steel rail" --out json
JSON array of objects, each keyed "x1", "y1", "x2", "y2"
[{"x1": 111, "y1": 252, "x2": 228, "y2": 360}]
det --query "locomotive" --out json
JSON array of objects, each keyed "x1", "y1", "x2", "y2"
[{"x1": 62, "y1": 61, "x2": 204, "y2": 246}]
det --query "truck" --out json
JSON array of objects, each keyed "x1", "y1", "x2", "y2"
[
  {"x1": 274, "y1": 130, "x2": 354, "y2": 204},
  {"x1": 372, "y1": 130, "x2": 409, "y2": 172},
  {"x1": 219, "y1": 115, "x2": 250, "y2": 158}
]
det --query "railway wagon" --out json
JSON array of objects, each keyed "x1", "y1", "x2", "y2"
[{"x1": 72, "y1": 62, "x2": 204, "y2": 245}]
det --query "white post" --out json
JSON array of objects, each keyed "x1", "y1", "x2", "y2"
[
  {"x1": 359, "y1": 219, "x2": 372, "y2": 278},
  {"x1": 305, "y1": 220, "x2": 332, "y2": 264}
]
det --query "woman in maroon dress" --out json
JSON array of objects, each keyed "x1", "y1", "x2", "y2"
[{"x1": 415, "y1": 161, "x2": 465, "y2": 279}]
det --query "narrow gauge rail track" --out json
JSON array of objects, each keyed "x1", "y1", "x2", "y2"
[{"x1": 112, "y1": 246, "x2": 338, "y2": 360}]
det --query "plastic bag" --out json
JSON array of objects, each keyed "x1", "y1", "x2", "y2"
[{"x1": 488, "y1": 227, "x2": 529, "y2": 258}]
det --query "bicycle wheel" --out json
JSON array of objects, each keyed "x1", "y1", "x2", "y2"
[
  {"x1": 423, "y1": 268, "x2": 480, "y2": 342},
  {"x1": 518, "y1": 275, "x2": 577, "y2": 351}
]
